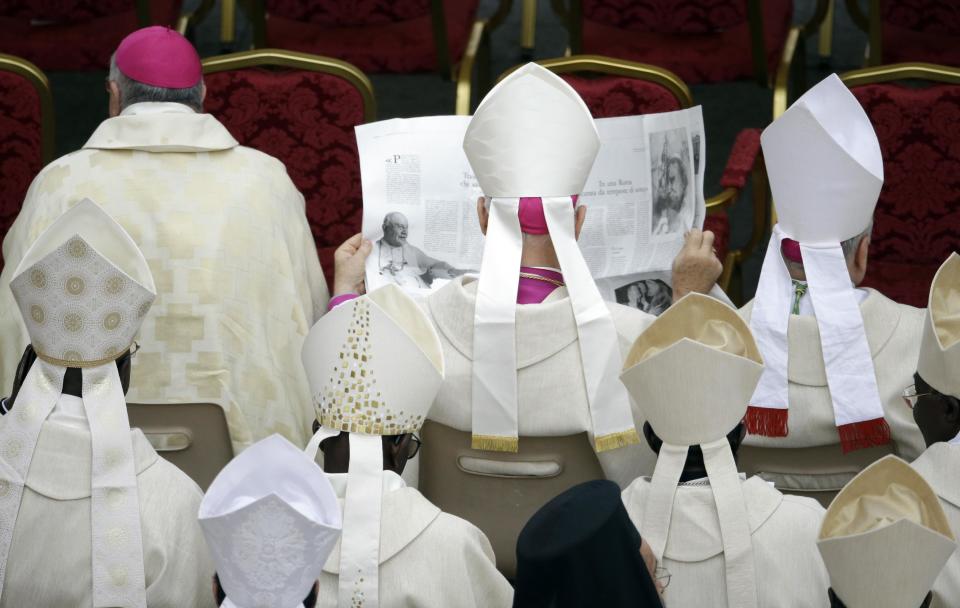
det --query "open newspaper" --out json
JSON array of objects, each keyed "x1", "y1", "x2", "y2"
[{"x1": 358, "y1": 107, "x2": 711, "y2": 314}]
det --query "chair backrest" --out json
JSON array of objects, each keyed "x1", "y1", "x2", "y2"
[
  {"x1": 881, "y1": 0, "x2": 960, "y2": 36},
  {"x1": 0, "y1": 54, "x2": 53, "y2": 273},
  {"x1": 0, "y1": 0, "x2": 132, "y2": 20},
  {"x1": 418, "y1": 420, "x2": 605, "y2": 579},
  {"x1": 265, "y1": 0, "x2": 431, "y2": 26},
  {"x1": 202, "y1": 49, "x2": 376, "y2": 283},
  {"x1": 127, "y1": 402, "x2": 233, "y2": 490},
  {"x1": 580, "y1": 0, "x2": 748, "y2": 33},
  {"x1": 841, "y1": 63, "x2": 960, "y2": 307}
]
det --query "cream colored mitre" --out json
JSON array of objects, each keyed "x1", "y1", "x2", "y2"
[
  {"x1": 818, "y1": 455, "x2": 956, "y2": 608},
  {"x1": 621, "y1": 292, "x2": 764, "y2": 443},
  {"x1": 762, "y1": 72, "x2": 882, "y2": 245},
  {"x1": 463, "y1": 62, "x2": 600, "y2": 198},
  {"x1": 918, "y1": 253, "x2": 960, "y2": 397},
  {"x1": 199, "y1": 435, "x2": 343, "y2": 608},
  {"x1": 301, "y1": 283, "x2": 444, "y2": 435},
  {"x1": 9, "y1": 198, "x2": 156, "y2": 366}
]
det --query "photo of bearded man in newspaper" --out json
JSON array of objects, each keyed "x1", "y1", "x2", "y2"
[
  {"x1": 615, "y1": 278, "x2": 672, "y2": 316},
  {"x1": 376, "y1": 211, "x2": 469, "y2": 289},
  {"x1": 650, "y1": 127, "x2": 694, "y2": 237}
]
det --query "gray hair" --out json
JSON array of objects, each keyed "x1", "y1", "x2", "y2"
[
  {"x1": 783, "y1": 220, "x2": 873, "y2": 274},
  {"x1": 108, "y1": 53, "x2": 204, "y2": 112}
]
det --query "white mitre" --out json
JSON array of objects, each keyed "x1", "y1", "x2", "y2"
[
  {"x1": 0, "y1": 198, "x2": 156, "y2": 608},
  {"x1": 621, "y1": 292, "x2": 765, "y2": 608},
  {"x1": 462, "y1": 62, "x2": 638, "y2": 455},
  {"x1": 818, "y1": 455, "x2": 956, "y2": 608},
  {"x1": 918, "y1": 253, "x2": 960, "y2": 399},
  {"x1": 301, "y1": 284, "x2": 443, "y2": 608},
  {"x1": 199, "y1": 434, "x2": 342, "y2": 608},
  {"x1": 749, "y1": 73, "x2": 888, "y2": 454}
]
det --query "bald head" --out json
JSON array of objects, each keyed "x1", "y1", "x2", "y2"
[{"x1": 382, "y1": 212, "x2": 409, "y2": 247}]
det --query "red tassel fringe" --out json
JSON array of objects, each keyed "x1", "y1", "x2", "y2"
[
  {"x1": 837, "y1": 417, "x2": 891, "y2": 454},
  {"x1": 745, "y1": 406, "x2": 789, "y2": 437}
]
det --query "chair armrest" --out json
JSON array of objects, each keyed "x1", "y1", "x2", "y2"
[{"x1": 720, "y1": 128, "x2": 762, "y2": 190}]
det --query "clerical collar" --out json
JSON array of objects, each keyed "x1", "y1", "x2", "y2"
[
  {"x1": 120, "y1": 101, "x2": 196, "y2": 116},
  {"x1": 325, "y1": 470, "x2": 406, "y2": 498},
  {"x1": 678, "y1": 473, "x2": 748, "y2": 487}
]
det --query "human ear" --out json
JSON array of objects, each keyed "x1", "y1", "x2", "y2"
[
  {"x1": 574, "y1": 205, "x2": 587, "y2": 239},
  {"x1": 477, "y1": 197, "x2": 488, "y2": 235},
  {"x1": 108, "y1": 81, "x2": 121, "y2": 118}
]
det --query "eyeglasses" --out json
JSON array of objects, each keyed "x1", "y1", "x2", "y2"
[
  {"x1": 902, "y1": 384, "x2": 936, "y2": 409},
  {"x1": 394, "y1": 434, "x2": 421, "y2": 459},
  {"x1": 654, "y1": 566, "x2": 671, "y2": 590}
]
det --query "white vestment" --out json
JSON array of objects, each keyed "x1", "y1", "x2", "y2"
[
  {"x1": 622, "y1": 475, "x2": 830, "y2": 607},
  {"x1": 911, "y1": 442, "x2": 960, "y2": 608},
  {"x1": 739, "y1": 289, "x2": 926, "y2": 493},
  {"x1": 317, "y1": 471, "x2": 513, "y2": 608},
  {"x1": 0, "y1": 416, "x2": 215, "y2": 607},
  {"x1": 0, "y1": 102, "x2": 329, "y2": 451},
  {"x1": 416, "y1": 276, "x2": 656, "y2": 486}
]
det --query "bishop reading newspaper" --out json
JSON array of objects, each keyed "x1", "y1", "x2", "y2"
[{"x1": 0, "y1": 24, "x2": 957, "y2": 608}]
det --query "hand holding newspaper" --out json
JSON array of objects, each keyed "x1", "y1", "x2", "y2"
[{"x1": 357, "y1": 107, "x2": 720, "y2": 313}]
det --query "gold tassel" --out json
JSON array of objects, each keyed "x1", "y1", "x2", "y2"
[
  {"x1": 594, "y1": 429, "x2": 640, "y2": 453},
  {"x1": 471, "y1": 434, "x2": 520, "y2": 453}
]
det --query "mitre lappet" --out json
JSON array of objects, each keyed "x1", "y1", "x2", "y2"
[
  {"x1": 817, "y1": 456, "x2": 956, "y2": 607},
  {"x1": 749, "y1": 73, "x2": 888, "y2": 452},
  {"x1": 199, "y1": 435, "x2": 343, "y2": 608},
  {"x1": 301, "y1": 284, "x2": 444, "y2": 608},
  {"x1": 620, "y1": 293, "x2": 765, "y2": 608},
  {"x1": 0, "y1": 199, "x2": 156, "y2": 607},
  {"x1": 461, "y1": 62, "x2": 638, "y2": 454},
  {"x1": 918, "y1": 253, "x2": 960, "y2": 445}
]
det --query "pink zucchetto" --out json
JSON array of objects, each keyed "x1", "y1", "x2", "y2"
[{"x1": 115, "y1": 26, "x2": 202, "y2": 88}]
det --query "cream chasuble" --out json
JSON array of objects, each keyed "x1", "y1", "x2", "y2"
[
  {"x1": 912, "y1": 443, "x2": 960, "y2": 608},
  {"x1": 738, "y1": 290, "x2": 925, "y2": 495},
  {"x1": 0, "y1": 420, "x2": 215, "y2": 608},
  {"x1": 622, "y1": 476, "x2": 829, "y2": 607},
  {"x1": 0, "y1": 102, "x2": 329, "y2": 451},
  {"x1": 317, "y1": 471, "x2": 514, "y2": 608},
  {"x1": 417, "y1": 275, "x2": 657, "y2": 487}
]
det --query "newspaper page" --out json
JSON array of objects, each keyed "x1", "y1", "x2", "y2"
[{"x1": 357, "y1": 108, "x2": 706, "y2": 298}]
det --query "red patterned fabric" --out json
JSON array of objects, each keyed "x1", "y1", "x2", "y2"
[
  {"x1": 851, "y1": 82, "x2": 960, "y2": 307},
  {"x1": 267, "y1": 0, "x2": 430, "y2": 26},
  {"x1": 204, "y1": 68, "x2": 366, "y2": 282},
  {"x1": 581, "y1": 0, "x2": 792, "y2": 84},
  {"x1": 582, "y1": 0, "x2": 746, "y2": 34},
  {"x1": 0, "y1": 70, "x2": 44, "y2": 271},
  {"x1": 719, "y1": 128, "x2": 761, "y2": 189},
  {"x1": 703, "y1": 213, "x2": 729, "y2": 262},
  {"x1": 0, "y1": 1, "x2": 181, "y2": 70},
  {"x1": 264, "y1": 0, "x2": 478, "y2": 73},
  {"x1": 880, "y1": 1, "x2": 960, "y2": 66}
]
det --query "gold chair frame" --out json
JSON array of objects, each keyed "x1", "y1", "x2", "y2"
[
  {"x1": 0, "y1": 54, "x2": 54, "y2": 164},
  {"x1": 201, "y1": 48, "x2": 377, "y2": 122},
  {"x1": 236, "y1": 0, "x2": 510, "y2": 115},
  {"x1": 552, "y1": 0, "x2": 829, "y2": 119},
  {"x1": 495, "y1": 55, "x2": 770, "y2": 295}
]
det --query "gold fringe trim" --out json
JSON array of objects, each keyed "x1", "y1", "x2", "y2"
[
  {"x1": 35, "y1": 343, "x2": 133, "y2": 369},
  {"x1": 594, "y1": 429, "x2": 640, "y2": 453},
  {"x1": 471, "y1": 434, "x2": 519, "y2": 453}
]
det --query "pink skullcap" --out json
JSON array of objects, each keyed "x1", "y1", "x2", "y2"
[
  {"x1": 781, "y1": 238, "x2": 803, "y2": 263},
  {"x1": 518, "y1": 195, "x2": 579, "y2": 234},
  {"x1": 115, "y1": 26, "x2": 201, "y2": 88}
]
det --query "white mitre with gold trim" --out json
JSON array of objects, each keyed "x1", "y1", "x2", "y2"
[
  {"x1": 462, "y1": 62, "x2": 638, "y2": 455},
  {"x1": 301, "y1": 284, "x2": 443, "y2": 608},
  {"x1": 918, "y1": 253, "x2": 960, "y2": 399},
  {"x1": 0, "y1": 198, "x2": 156, "y2": 608},
  {"x1": 200, "y1": 435, "x2": 342, "y2": 608},
  {"x1": 818, "y1": 455, "x2": 956, "y2": 608},
  {"x1": 620, "y1": 292, "x2": 764, "y2": 608}
]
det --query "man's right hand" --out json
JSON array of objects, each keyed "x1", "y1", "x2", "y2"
[
  {"x1": 333, "y1": 233, "x2": 372, "y2": 297},
  {"x1": 671, "y1": 228, "x2": 723, "y2": 302}
]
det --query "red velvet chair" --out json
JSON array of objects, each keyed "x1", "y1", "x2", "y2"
[
  {"x1": 0, "y1": 54, "x2": 53, "y2": 272},
  {"x1": 840, "y1": 63, "x2": 960, "y2": 307},
  {"x1": 505, "y1": 56, "x2": 770, "y2": 297},
  {"x1": 0, "y1": 0, "x2": 191, "y2": 71},
  {"x1": 244, "y1": 0, "x2": 511, "y2": 113},
  {"x1": 202, "y1": 49, "x2": 376, "y2": 284},
  {"x1": 553, "y1": 0, "x2": 829, "y2": 117},
  {"x1": 846, "y1": 0, "x2": 960, "y2": 67}
]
